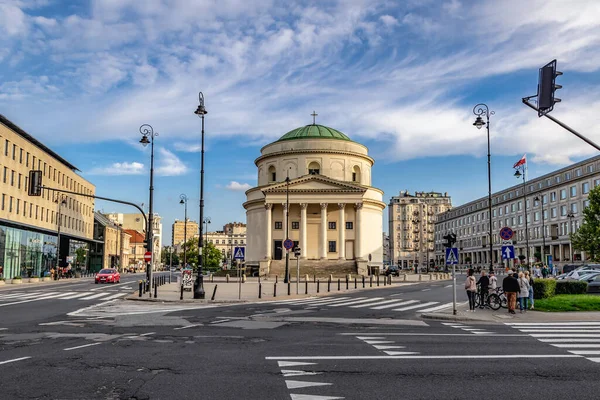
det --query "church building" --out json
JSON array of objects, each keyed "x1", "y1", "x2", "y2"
[{"x1": 243, "y1": 117, "x2": 385, "y2": 276}]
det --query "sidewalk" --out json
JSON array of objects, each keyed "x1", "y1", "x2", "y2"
[
  {"x1": 126, "y1": 277, "x2": 425, "y2": 304},
  {"x1": 421, "y1": 305, "x2": 600, "y2": 323}
]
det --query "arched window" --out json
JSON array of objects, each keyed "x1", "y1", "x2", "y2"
[
  {"x1": 308, "y1": 162, "x2": 320, "y2": 175},
  {"x1": 268, "y1": 166, "x2": 276, "y2": 182},
  {"x1": 352, "y1": 165, "x2": 361, "y2": 182}
]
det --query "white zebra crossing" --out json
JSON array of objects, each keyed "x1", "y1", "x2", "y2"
[
  {"x1": 0, "y1": 290, "x2": 128, "y2": 304},
  {"x1": 506, "y1": 322, "x2": 600, "y2": 363},
  {"x1": 269, "y1": 296, "x2": 452, "y2": 314}
]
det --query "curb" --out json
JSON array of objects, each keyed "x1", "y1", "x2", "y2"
[
  {"x1": 420, "y1": 312, "x2": 499, "y2": 323},
  {"x1": 124, "y1": 295, "x2": 249, "y2": 304}
]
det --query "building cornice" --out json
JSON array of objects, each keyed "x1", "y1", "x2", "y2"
[{"x1": 254, "y1": 148, "x2": 374, "y2": 167}]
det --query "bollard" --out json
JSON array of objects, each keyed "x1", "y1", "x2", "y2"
[
  {"x1": 242, "y1": 274, "x2": 246, "y2": 283},
  {"x1": 377, "y1": 275, "x2": 380, "y2": 287},
  {"x1": 354, "y1": 277, "x2": 357, "y2": 289},
  {"x1": 305, "y1": 279, "x2": 308, "y2": 295},
  {"x1": 138, "y1": 281, "x2": 142, "y2": 297},
  {"x1": 276, "y1": 275, "x2": 278, "y2": 284},
  {"x1": 180, "y1": 284, "x2": 184, "y2": 300},
  {"x1": 274, "y1": 283, "x2": 277, "y2": 297},
  {"x1": 143, "y1": 280, "x2": 146, "y2": 294},
  {"x1": 346, "y1": 276, "x2": 349, "y2": 290},
  {"x1": 211, "y1": 285, "x2": 217, "y2": 301},
  {"x1": 287, "y1": 281, "x2": 291, "y2": 296},
  {"x1": 154, "y1": 281, "x2": 157, "y2": 298},
  {"x1": 259, "y1": 283, "x2": 262, "y2": 299},
  {"x1": 370, "y1": 275, "x2": 373, "y2": 287},
  {"x1": 317, "y1": 279, "x2": 320, "y2": 293},
  {"x1": 384, "y1": 275, "x2": 387, "y2": 286},
  {"x1": 362, "y1": 275, "x2": 365, "y2": 288},
  {"x1": 226, "y1": 274, "x2": 230, "y2": 283},
  {"x1": 328, "y1": 278, "x2": 331, "y2": 292},
  {"x1": 338, "y1": 278, "x2": 341, "y2": 291}
]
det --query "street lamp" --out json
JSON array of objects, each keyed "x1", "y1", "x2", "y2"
[
  {"x1": 54, "y1": 194, "x2": 67, "y2": 279},
  {"x1": 139, "y1": 124, "x2": 158, "y2": 289},
  {"x1": 203, "y1": 217, "x2": 211, "y2": 268},
  {"x1": 284, "y1": 170, "x2": 291, "y2": 283},
  {"x1": 194, "y1": 92, "x2": 207, "y2": 299},
  {"x1": 473, "y1": 103, "x2": 495, "y2": 273},
  {"x1": 567, "y1": 212, "x2": 576, "y2": 262},
  {"x1": 180, "y1": 194, "x2": 188, "y2": 268},
  {"x1": 514, "y1": 167, "x2": 530, "y2": 267},
  {"x1": 534, "y1": 195, "x2": 547, "y2": 265}
]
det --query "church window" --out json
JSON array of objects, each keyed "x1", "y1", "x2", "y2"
[
  {"x1": 328, "y1": 241, "x2": 337, "y2": 252},
  {"x1": 268, "y1": 165, "x2": 276, "y2": 182},
  {"x1": 291, "y1": 221, "x2": 299, "y2": 229},
  {"x1": 328, "y1": 222, "x2": 336, "y2": 230},
  {"x1": 346, "y1": 222, "x2": 353, "y2": 230},
  {"x1": 352, "y1": 166, "x2": 361, "y2": 183},
  {"x1": 308, "y1": 161, "x2": 320, "y2": 175},
  {"x1": 274, "y1": 221, "x2": 282, "y2": 229}
]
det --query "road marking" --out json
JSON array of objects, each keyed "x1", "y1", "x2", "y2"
[
  {"x1": 351, "y1": 299, "x2": 400, "y2": 308},
  {"x1": 174, "y1": 324, "x2": 204, "y2": 330},
  {"x1": 421, "y1": 289, "x2": 431, "y2": 292},
  {"x1": 364, "y1": 340, "x2": 394, "y2": 344},
  {"x1": 0, "y1": 292, "x2": 43, "y2": 299},
  {"x1": 290, "y1": 394, "x2": 344, "y2": 400},
  {"x1": 588, "y1": 358, "x2": 600, "y2": 363},
  {"x1": 282, "y1": 370, "x2": 322, "y2": 377},
  {"x1": 286, "y1": 380, "x2": 332, "y2": 389},
  {"x1": 506, "y1": 322, "x2": 600, "y2": 326},
  {"x1": 392, "y1": 302, "x2": 438, "y2": 312},
  {"x1": 0, "y1": 357, "x2": 31, "y2": 365},
  {"x1": 444, "y1": 285, "x2": 452, "y2": 288},
  {"x1": 278, "y1": 361, "x2": 316, "y2": 367},
  {"x1": 531, "y1": 334, "x2": 600, "y2": 338},
  {"x1": 101, "y1": 293, "x2": 127, "y2": 300},
  {"x1": 520, "y1": 329, "x2": 600, "y2": 333},
  {"x1": 384, "y1": 351, "x2": 419, "y2": 356},
  {"x1": 79, "y1": 293, "x2": 112, "y2": 300},
  {"x1": 268, "y1": 355, "x2": 582, "y2": 360},
  {"x1": 329, "y1": 297, "x2": 384, "y2": 307},
  {"x1": 539, "y1": 339, "x2": 600, "y2": 343},
  {"x1": 569, "y1": 350, "x2": 600, "y2": 355},
  {"x1": 551, "y1": 344, "x2": 600, "y2": 348},
  {"x1": 59, "y1": 292, "x2": 95, "y2": 300},
  {"x1": 356, "y1": 336, "x2": 385, "y2": 340},
  {"x1": 0, "y1": 292, "x2": 64, "y2": 307},
  {"x1": 339, "y1": 333, "x2": 525, "y2": 337},
  {"x1": 370, "y1": 300, "x2": 418, "y2": 310},
  {"x1": 373, "y1": 345, "x2": 404, "y2": 350},
  {"x1": 90, "y1": 281, "x2": 133, "y2": 291},
  {"x1": 418, "y1": 303, "x2": 453, "y2": 313},
  {"x1": 64, "y1": 343, "x2": 102, "y2": 351},
  {"x1": 140, "y1": 332, "x2": 156, "y2": 336}
]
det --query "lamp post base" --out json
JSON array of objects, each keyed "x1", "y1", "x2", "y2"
[{"x1": 193, "y1": 274, "x2": 205, "y2": 299}]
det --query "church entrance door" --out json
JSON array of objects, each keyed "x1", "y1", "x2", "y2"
[{"x1": 274, "y1": 240, "x2": 283, "y2": 260}]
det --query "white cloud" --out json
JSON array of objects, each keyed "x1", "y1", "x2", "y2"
[
  {"x1": 379, "y1": 15, "x2": 398, "y2": 27},
  {"x1": 173, "y1": 142, "x2": 202, "y2": 152},
  {"x1": 88, "y1": 161, "x2": 145, "y2": 175},
  {"x1": 226, "y1": 181, "x2": 252, "y2": 191},
  {"x1": 155, "y1": 148, "x2": 188, "y2": 176}
]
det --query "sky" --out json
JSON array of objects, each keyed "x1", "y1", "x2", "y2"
[{"x1": 1, "y1": 0, "x2": 600, "y2": 245}]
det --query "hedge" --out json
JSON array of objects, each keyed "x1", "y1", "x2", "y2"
[
  {"x1": 555, "y1": 280, "x2": 588, "y2": 295},
  {"x1": 533, "y1": 279, "x2": 557, "y2": 299}
]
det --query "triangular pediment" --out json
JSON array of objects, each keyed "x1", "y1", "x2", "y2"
[{"x1": 262, "y1": 174, "x2": 366, "y2": 193}]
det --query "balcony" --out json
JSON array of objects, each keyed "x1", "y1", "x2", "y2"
[{"x1": 413, "y1": 211, "x2": 420, "y2": 216}]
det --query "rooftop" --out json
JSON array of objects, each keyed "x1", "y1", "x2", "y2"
[{"x1": 277, "y1": 124, "x2": 352, "y2": 142}]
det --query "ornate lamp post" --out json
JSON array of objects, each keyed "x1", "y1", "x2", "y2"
[
  {"x1": 534, "y1": 195, "x2": 547, "y2": 264},
  {"x1": 203, "y1": 217, "x2": 211, "y2": 268},
  {"x1": 567, "y1": 212, "x2": 576, "y2": 262},
  {"x1": 139, "y1": 124, "x2": 158, "y2": 289},
  {"x1": 194, "y1": 92, "x2": 207, "y2": 299},
  {"x1": 473, "y1": 103, "x2": 495, "y2": 272},
  {"x1": 284, "y1": 171, "x2": 290, "y2": 283},
  {"x1": 179, "y1": 194, "x2": 188, "y2": 268},
  {"x1": 514, "y1": 166, "x2": 530, "y2": 267}
]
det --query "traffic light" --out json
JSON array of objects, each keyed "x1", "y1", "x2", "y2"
[
  {"x1": 537, "y1": 59, "x2": 562, "y2": 117},
  {"x1": 28, "y1": 170, "x2": 43, "y2": 196},
  {"x1": 293, "y1": 246, "x2": 301, "y2": 257},
  {"x1": 443, "y1": 233, "x2": 457, "y2": 248}
]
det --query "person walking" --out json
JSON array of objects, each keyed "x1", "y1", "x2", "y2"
[
  {"x1": 477, "y1": 271, "x2": 490, "y2": 309},
  {"x1": 541, "y1": 265, "x2": 549, "y2": 278},
  {"x1": 465, "y1": 269, "x2": 477, "y2": 312},
  {"x1": 526, "y1": 270, "x2": 535, "y2": 310},
  {"x1": 518, "y1": 271, "x2": 531, "y2": 313},
  {"x1": 534, "y1": 265, "x2": 542, "y2": 278},
  {"x1": 502, "y1": 271, "x2": 520, "y2": 314},
  {"x1": 489, "y1": 271, "x2": 497, "y2": 292}
]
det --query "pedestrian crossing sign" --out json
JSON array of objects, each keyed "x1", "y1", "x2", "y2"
[
  {"x1": 233, "y1": 247, "x2": 245, "y2": 260},
  {"x1": 445, "y1": 248, "x2": 458, "y2": 265}
]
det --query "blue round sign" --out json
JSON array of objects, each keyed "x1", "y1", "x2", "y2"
[
  {"x1": 283, "y1": 239, "x2": 294, "y2": 250},
  {"x1": 499, "y1": 227, "x2": 514, "y2": 241}
]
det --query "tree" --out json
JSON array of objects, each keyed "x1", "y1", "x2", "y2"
[
  {"x1": 572, "y1": 185, "x2": 600, "y2": 261},
  {"x1": 161, "y1": 248, "x2": 179, "y2": 266},
  {"x1": 181, "y1": 238, "x2": 222, "y2": 271}
]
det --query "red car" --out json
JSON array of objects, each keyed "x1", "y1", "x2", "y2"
[{"x1": 95, "y1": 268, "x2": 121, "y2": 284}]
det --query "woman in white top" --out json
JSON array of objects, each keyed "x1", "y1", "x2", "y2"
[
  {"x1": 518, "y1": 271, "x2": 531, "y2": 313},
  {"x1": 489, "y1": 271, "x2": 497, "y2": 293}
]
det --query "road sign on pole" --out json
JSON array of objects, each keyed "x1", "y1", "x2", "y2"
[
  {"x1": 445, "y1": 248, "x2": 458, "y2": 265},
  {"x1": 501, "y1": 245, "x2": 515, "y2": 260},
  {"x1": 499, "y1": 227, "x2": 514, "y2": 241},
  {"x1": 144, "y1": 251, "x2": 152, "y2": 262},
  {"x1": 233, "y1": 247, "x2": 245, "y2": 260},
  {"x1": 283, "y1": 239, "x2": 294, "y2": 251}
]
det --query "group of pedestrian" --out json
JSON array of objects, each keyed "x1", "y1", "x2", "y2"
[{"x1": 464, "y1": 268, "x2": 535, "y2": 314}]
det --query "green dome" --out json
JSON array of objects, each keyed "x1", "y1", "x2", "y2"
[{"x1": 277, "y1": 124, "x2": 352, "y2": 142}]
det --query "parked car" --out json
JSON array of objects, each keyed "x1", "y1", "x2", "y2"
[
  {"x1": 95, "y1": 268, "x2": 120, "y2": 284},
  {"x1": 587, "y1": 275, "x2": 600, "y2": 294},
  {"x1": 578, "y1": 271, "x2": 600, "y2": 282},
  {"x1": 385, "y1": 266, "x2": 400, "y2": 276},
  {"x1": 558, "y1": 265, "x2": 600, "y2": 280}
]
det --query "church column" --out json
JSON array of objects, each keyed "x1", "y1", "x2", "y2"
[
  {"x1": 282, "y1": 203, "x2": 288, "y2": 239},
  {"x1": 265, "y1": 203, "x2": 272, "y2": 259},
  {"x1": 320, "y1": 203, "x2": 328, "y2": 260},
  {"x1": 338, "y1": 203, "x2": 346, "y2": 260},
  {"x1": 355, "y1": 203, "x2": 363, "y2": 260},
  {"x1": 300, "y1": 203, "x2": 308, "y2": 259}
]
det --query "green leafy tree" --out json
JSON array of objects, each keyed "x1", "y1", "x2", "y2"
[
  {"x1": 572, "y1": 185, "x2": 600, "y2": 261},
  {"x1": 181, "y1": 238, "x2": 222, "y2": 271},
  {"x1": 161, "y1": 248, "x2": 180, "y2": 266}
]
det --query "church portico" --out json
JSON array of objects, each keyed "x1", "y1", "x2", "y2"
[{"x1": 243, "y1": 120, "x2": 385, "y2": 275}]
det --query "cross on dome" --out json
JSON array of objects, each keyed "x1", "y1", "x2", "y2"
[{"x1": 311, "y1": 111, "x2": 318, "y2": 125}]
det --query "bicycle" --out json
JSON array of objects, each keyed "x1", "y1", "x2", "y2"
[{"x1": 474, "y1": 285, "x2": 502, "y2": 311}]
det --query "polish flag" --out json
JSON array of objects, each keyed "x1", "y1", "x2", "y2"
[{"x1": 513, "y1": 154, "x2": 526, "y2": 168}]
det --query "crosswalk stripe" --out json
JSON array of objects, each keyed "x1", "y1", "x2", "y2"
[
  {"x1": 392, "y1": 302, "x2": 438, "y2": 312},
  {"x1": 520, "y1": 329, "x2": 600, "y2": 333},
  {"x1": 539, "y1": 339, "x2": 600, "y2": 343},
  {"x1": 551, "y1": 344, "x2": 600, "y2": 348},
  {"x1": 370, "y1": 300, "x2": 418, "y2": 310},
  {"x1": 101, "y1": 293, "x2": 126, "y2": 300},
  {"x1": 59, "y1": 293, "x2": 95, "y2": 300},
  {"x1": 0, "y1": 292, "x2": 43, "y2": 299},
  {"x1": 0, "y1": 292, "x2": 43, "y2": 300},
  {"x1": 418, "y1": 303, "x2": 453, "y2": 313},
  {"x1": 569, "y1": 350, "x2": 600, "y2": 355},
  {"x1": 79, "y1": 293, "x2": 112, "y2": 300},
  {"x1": 329, "y1": 297, "x2": 384, "y2": 307},
  {"x1": 350, "y1": 299, "x2": 399, "y2": 308},
  {"x1": 43, "y1": 292, "x2": 78, "y2": 299},
  {"x1": 298, "y1": 297, "x2": 354, "y2": 306},
  {"x1": 531, "y1": 334, "x2": 600, "y2": 338},
  {"x1": 507, "y1": 322, "x2": 600, "y2": 326}
]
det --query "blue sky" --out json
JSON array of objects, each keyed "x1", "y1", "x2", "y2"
[{"x1": 1, "y1": 0, "x2": 600, "y2": 244}]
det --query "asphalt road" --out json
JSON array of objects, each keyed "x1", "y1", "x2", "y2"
[{"x1": 1, "y1": 279, "x2": 599, "y2": 399}]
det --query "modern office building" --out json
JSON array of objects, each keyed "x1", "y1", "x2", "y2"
[
  {"x1": 434, "y1": 155, "x2": 600, "y2": 269},
  {"x1": 0, "y1": 115, "x2": 96, "y2": 279},
  {"x1": 172, "y1": 219, "x2": 199, "y2": 246},
  {"x1": 388, "y1": 191, "x2": 452, "y2": 269}
]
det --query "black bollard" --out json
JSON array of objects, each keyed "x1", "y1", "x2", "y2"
[
  {"x1": 211, "y1": 285, "x2": 217, "y2": 301},
  {"x1": 337, "y1": 279, "x2": 340, "y2": 291},
  {"x1": 274, "y1": 283, "x2": 277, "y2": 297},
  {"x1": 180, "y1": 284, "x2": 183, "y2": 300},
  {"x1": 354, "y1": 277, "x2": 357, "y2": 289},
  {"x1": 138, "y1": 281, "x2": 142, "y2": 297},
  {"x1": 362, "y1": 275, "x2": 365, "y2": 288},
  {"x1": 317, "y1": 279, "x2": 320, "y2": 293},
  {"x1": 154, "y1": 281, "x2": 158, "y2": 298},
  {"x1": 346, "y1": 276, "x2": 349, "y2": 290},
  {"x1": 377, "y1": 275, "x2": 380, "y2": 287},
  {"x1": 276, "y1": 275, "x2": 278, "y2": 284},
  {"x1": 384, "y1": 275, "x2": 387, "y2": 286},
  {"x1": 287, "y1": 281, "x2": 291, "y2": 296},
  {"x1": 327, "y1": 279, "x2": 331, "y2": 292},
  {"x1": 305, "y1": 280, "x2": 308, "y2": 295},
  {"x1": 370, "y1": 276, "x2": 373, "y2": 287},
  {"x1": 259, "y1": 283, "x2": 262, "y2": 299}
]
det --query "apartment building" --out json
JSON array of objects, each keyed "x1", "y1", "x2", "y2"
[
  {"x1": 0, "y1": 115, "x2": 96, "y2": 279},
  {"x1": 388, "y1": 191, "x2": 452, "y2": 268},
  {"x1": 172, "y1": 219, "x2": 199, "y2": 246},
  {"x1": 434, "y1": 155, "x2": 600, "y2": 268}
]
